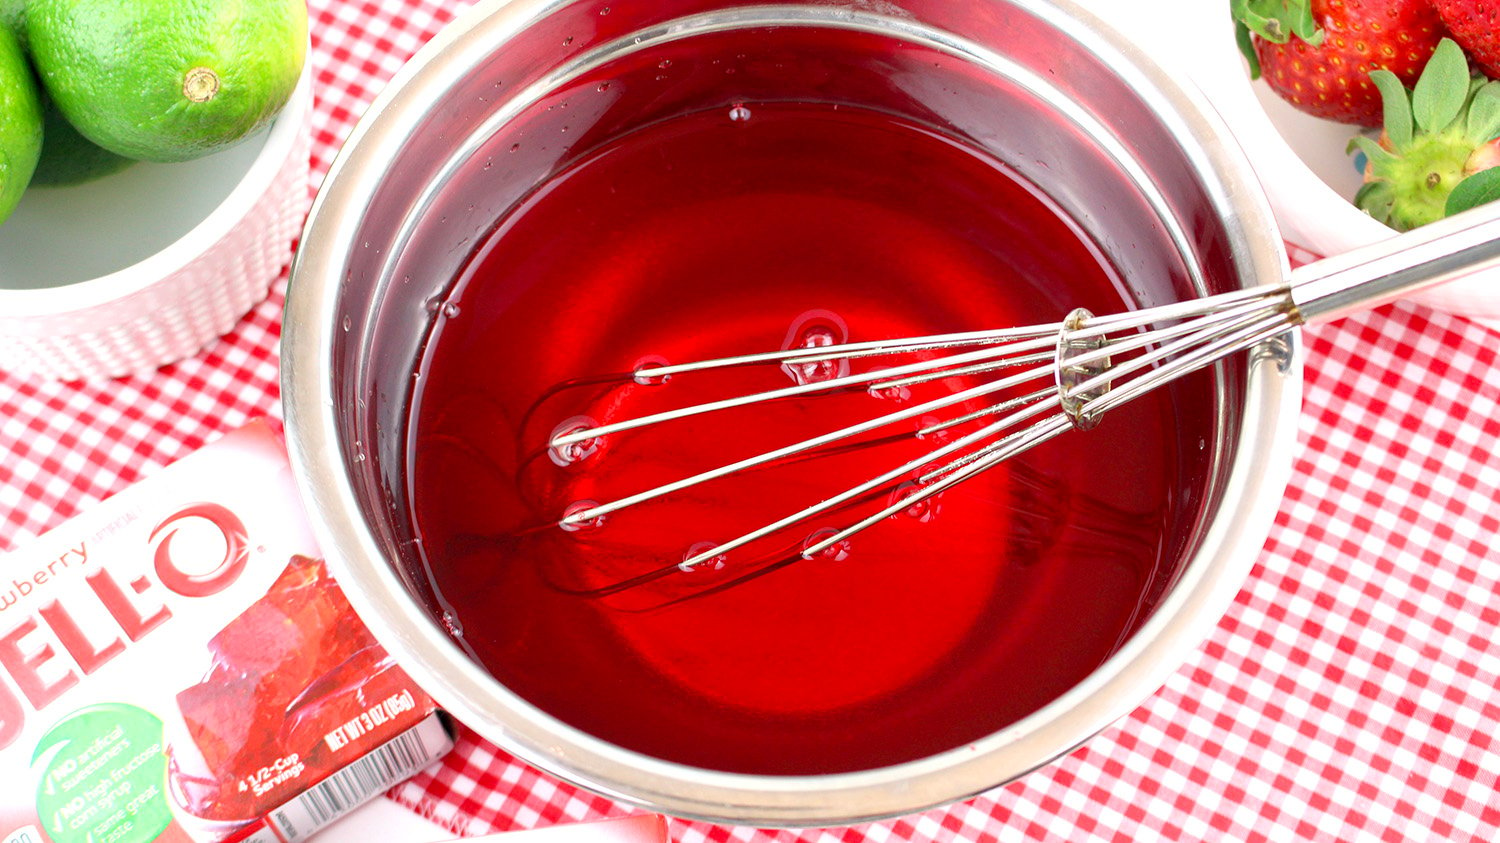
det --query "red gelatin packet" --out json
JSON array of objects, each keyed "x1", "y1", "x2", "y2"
[{"x1": 0, "y1": 422, "x2": 452, "y2": 843}]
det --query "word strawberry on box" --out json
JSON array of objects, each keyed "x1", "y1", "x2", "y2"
[{"x1": 0, "y1": 422, "x2": 452, "y2": 843}]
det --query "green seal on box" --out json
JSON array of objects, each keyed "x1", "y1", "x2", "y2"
[{"x1": 32, "y1": 703, "x2": 172, "y2": 843}]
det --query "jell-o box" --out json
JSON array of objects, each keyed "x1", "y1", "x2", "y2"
[{"x1": 0, "y1": 421, "x2": 452, "y2": 843}]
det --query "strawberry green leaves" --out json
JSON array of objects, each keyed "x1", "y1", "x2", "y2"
[
  {"x1": 1447, "y1": 167, "x2": 1500, "y2": 215},
  {"x1": 1353, "y1": 37, "x2": 1500, "y2": 230},
  {"x1": 1347, "y1": 135, "x2": 1392, "y2": 168},
  {"x1": 1411, "y1": 39, "x2": 1470, "y2": 134},
  {"x1": 1232, "y1": 0, "x2": 1323, "y2": 78},
  {"x1": 1231, "y1": 0, "x2": 1322, "y2": 45},
  {"x1": 1371, "y1": 70, "x2": 1415, "y2": 151},
  {"x1": 1468, "y1": 83, "x2": 1500, "y2": 144},
  {"x1": 1354, "y1": 180, "x2": 1397, "y2": 221}
]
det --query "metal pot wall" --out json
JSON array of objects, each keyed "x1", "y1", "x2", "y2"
[{"x1": 282, "y1": 0, "x2": 1301, "y2": 825}]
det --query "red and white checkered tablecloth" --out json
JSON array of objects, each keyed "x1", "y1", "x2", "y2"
[{"x1": 5, "y1": 1, "x2": 1500, "y2": 840}]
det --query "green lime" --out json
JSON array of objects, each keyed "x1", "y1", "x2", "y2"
[
  {"x1": 0, "y1": 24, "x2": 41, "y2": 223},
  {"x1": 27, "y1": 0, "x2": 307, "y2": 163},
  {"x1": 31, "y1": 99, "x2": 135, "y2": 185}
]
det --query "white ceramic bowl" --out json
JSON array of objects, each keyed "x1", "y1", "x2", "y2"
[
  {"x1": 0, "y1": 67, "x2": 313, "y2": 381},
  {"x1": 1087, "y1": 0, "x2": 1500, "y2": 329}
]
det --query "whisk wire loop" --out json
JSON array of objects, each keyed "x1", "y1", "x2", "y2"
[
  {"x1": 629, "y1": 323, "x2": 1067, "y2": 380},
  {"x1": 803, "y1": 412, "x2": 1078, "y2": 558},
  {"x1": 553, "y1": 283, "x2": 1307, "y2": 557},
  {"x1": 538, "y1": 204, "x2": 1500, "y2": 589},
  {"x1": 558, "y1": 348, "x2": 1059, "y2": 528},
  {"x1": 678, "y1": 394, "x2": 1065, "y2": 569},
  {"x1": 550, "y1": 332, "x2": 1061, "y2": 450}
]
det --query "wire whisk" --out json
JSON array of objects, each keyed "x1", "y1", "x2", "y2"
[{"x1": 547, "y1": 206, "x2": 1500, "y2": 574}]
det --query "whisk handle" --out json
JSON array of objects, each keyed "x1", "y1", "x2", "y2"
[{"x1": 1288, "y1": 202, "x2": 1500, "y2": 325}]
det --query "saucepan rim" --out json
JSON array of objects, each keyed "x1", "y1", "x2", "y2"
[{"x1": 282, "y1": 0, "x2": 1301, "y2": 825}]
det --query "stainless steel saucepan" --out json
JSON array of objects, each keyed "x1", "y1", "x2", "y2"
[{"x1": 281, "y1": 0, "x2": 1496, "y2": 825}]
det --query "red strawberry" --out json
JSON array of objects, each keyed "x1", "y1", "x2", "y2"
[
  {"x1": 1430, "y1": 0, "x2": 1500, "y2": 78},
  {"x1": 1234, "y1": 0, "x2": 1448, "y2": 126}
]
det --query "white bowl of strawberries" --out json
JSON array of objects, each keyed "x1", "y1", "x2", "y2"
[{"x1": 1093, "y1": 0, "x2": 1500, "y2": 328}]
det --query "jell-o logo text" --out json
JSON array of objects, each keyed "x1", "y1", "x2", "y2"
[{"x1": 0, "y1": 503, "x2": 250, "y2": 749}]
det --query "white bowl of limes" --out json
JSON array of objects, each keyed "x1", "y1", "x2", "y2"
[{"x1": 0, "y1": 0, "x2": 311, "y2": 381}]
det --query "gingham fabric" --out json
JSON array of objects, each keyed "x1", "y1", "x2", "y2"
[{"x1": 4, "y1": 2, "x2": 1499, "y2": 840}]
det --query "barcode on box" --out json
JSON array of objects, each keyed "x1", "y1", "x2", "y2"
[{"x1": 268, "y1": 716, "x2": 451, "y2": 842}]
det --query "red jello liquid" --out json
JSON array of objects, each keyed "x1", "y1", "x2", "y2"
[{"x1": 407, "y1": 102, "x2": 1212, "y2": 774}]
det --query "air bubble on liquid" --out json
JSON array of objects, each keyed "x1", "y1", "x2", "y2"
[
  {"x1": 867, "y1": 367, "x2": 911, "y2": 402},
  {"x1": 803, "y1": 528, "x2": 851, "y2": 562},
  {"x1": 599, "y1": 5, "x2": 610, "y2": 13},
  {"x1": 658, "y1": 59, "x2": 673, "y2": 69},
  {"x1": 560, "y1": 500, "x2": 606, "y2": 532},
  {"x1": 482, "y1": 158, "x2": 493, "y2": 170},
  {"x1": 914, "y1": 414, "x2": 948, "y2": 442},
  {"x1": 784, "y1": 327, "x2": 840, "y2": 385},
  {"x1": 597, "y1": 82, "x2": 611, "y2": 92},
  {"x1": 442, "y1": 302, "x2": 461, "y2": 318},
  {"x1": 440, "y1": 611, "x2": 464, "y2": 637},
  {"x1": 681, "y1": 541, "x2": 728, "y2": 572},
  {"x1": 913, "y1": 460, "x2": 946, "y2": 482},
  {"x1": 781, "y1": 309, "x2": 850, "y2": 386},
  {"x1": 341, "y1": 315, "x2": 352, "y2": 332},
  {"x1": 728, "y1": 104, "x2": 752, "y2": 122},
  {"x1": 632, "y1": 354, "x2": 672, "y2": 385},
  {"x1": 352, "y1": 440, "x2": 367, "y2": 463},
  {"x1": 549, "y1": 416, "x2": 602, "y2": 467},
  {"x1": 888, "y1": 481, "x2": 940, "y2": 523},
  {"x1": 563, "y1": 35, "x2": 574, "y2": 45},
  {"x1": 510, "y1": 143, "x2": 520, "y2": 153},
  {"x1": 424, "y1": 296, "x2": 442, "y2": 313}
]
